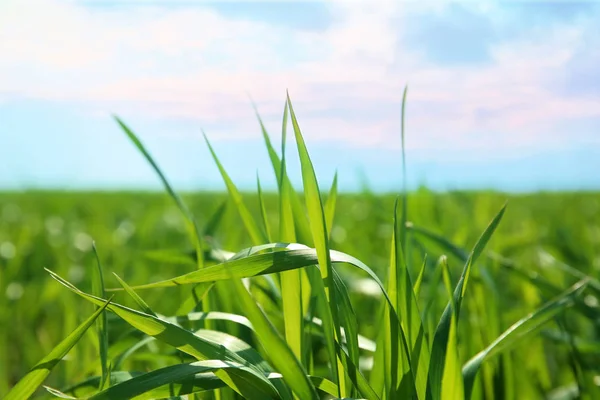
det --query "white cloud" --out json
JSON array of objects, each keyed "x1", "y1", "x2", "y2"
[{"x1": 0, "y1": 0, "x2": 599, "y2": 156}]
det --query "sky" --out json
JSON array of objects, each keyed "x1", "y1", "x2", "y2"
[{"x1": 1, "y1": 0, "x2": 599, "y2": 193}]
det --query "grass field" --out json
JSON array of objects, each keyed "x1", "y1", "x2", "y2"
[{"x1": 2, "y1": 98, "x2": 600, "y2": 399}]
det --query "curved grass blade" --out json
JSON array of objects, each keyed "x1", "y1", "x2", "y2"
[
  {"x1": 45, "y1": 270, "x2": 281, "y2": 400},
  {"x1": 4, "y1": 298, "x2": 112, "y2": 400},
  {"x1": 257, "y1": 173, "x2": 273, "y2": 243},
  {"x1": 440, "y1": 256, "x2": 464, "y2": 400},
  {"x1": 112, "y1": 273, "x2": 156, "y2": 317},
  {"x1": 277, "y1": 103, "x2": 305, "y2": 371},
  {"x1": 462, "y1": 279, "x2": 588, "y2": 400},
  {"x1": 256, "y1": 100, "x2": 313, "y2": 245},
  {"x1": 427, "y1": 203, "x2": 506, "y2": 400},
  {"x1": 287, "y1": 92, "x2": 344, "y2": 395},
  {"x1": 204, "y1": 132, "x2": 267, "y2": 246},
  {"x1": 324, "y1": 172, "x2": 338, "y2": 238},
  {"x1": 114, "y1": 116, "x2": 204, "y2": 269},
  {"x1": 88, "y1": 360, "x2": 276, "y2": 400}
]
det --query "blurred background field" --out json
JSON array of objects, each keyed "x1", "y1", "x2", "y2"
[{"x1": 2, "y1": 189, "x2": 599, "y2": 397}]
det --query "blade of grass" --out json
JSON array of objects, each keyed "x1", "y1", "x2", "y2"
[
  {"x1": 440, "y1": 256, "x2": 464, "y2": 400},
  {"x1": 204, "y1": 133, "x2": 267, "y2": 246},
  {"x1": 427, "y1": 203, "x2": 506, "y2": 400},
  {"x1": 255, "y1": 100, "x2": 313, "y2": 245},
  {"x1": 257, "y1": 173, "x2": 273, "y2": 243},
  {"x1": 5, "y1": 297, "x2": 112, "y2": 400},
  {"x1": 91, "y1": 243, "x2": 109, "y2": 390},
  {"x1": 287, "y1": 92, "x2": 346, "y2": 396},
  {"x1": 324, "y1": 172, "x2": 338, "y2": 239},
  {"x1": 114, "y1": 116, "x2": 204, "y2": 269},
  {"x1": 278, "y1": 102, "x2": 305, "y2": 374}
]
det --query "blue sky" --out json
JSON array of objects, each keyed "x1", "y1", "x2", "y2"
[{"x1": 1, "y1": 0, "x2": 599, "y2": 193}]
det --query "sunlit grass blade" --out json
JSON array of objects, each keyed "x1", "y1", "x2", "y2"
[
  {"x1": 324, "y1": 171, "x2": 338, "y2": 238},
  {"x1": 230, "y1": 276, "x2": 318, "y2": 399},
  {"x1": 414, "y1": 255, "x2": 428, "y2": 298},
  {"x1": 399, "y1": 86, "x2": 409, "y2": 254},
  {"x1": 276, "y1": 100, "x2": 305, "y2": 373},
  {"x1": 45, "y1": 269, "x2": 281, "y2": 399},
  {"x1": 257, "y1": 173, "x2": 273, "y2": 242},
  {"x1": 5, "y1": 297, "x2": 112, "y2": 400},
  {"x1": 91, "y1": 243, "x2": 109, "y2": 390},
  {"x1": 114, "y1": 116, "x2": 204, "y2": 269},
  {"x1": 427, "y1": 203, "x2": 506, "y2": 400},
  {"x1": 256, "y1": 100, "x2": 312, "y2": 245},
  {"x1": 204, "y1": 199, "x2": 228, "y2": 239},
  {"x1": 175, "y1": 282, "x2": 215, "y2": 316},
  {"x1": 462, "y1": 279, "x2": 589, "y2": 400},
  {"x1": 112, "y1": 273, "x2": 156, "y2": 317},
  {"x1": 407, "y1": 223, "x2": 469, "y2": 261},
  {"x1": 204, "y1": 132, "x2": 267, "y2": 246},
  {"x1": 440, "y1": 256, "x2": 464, "y2": 400},
  {"x1": 287, "y1": 92, "x2": 345, "y2": 395},
  {"x1": 332, "y1": 272, "x2": 360, "y2": 397}
]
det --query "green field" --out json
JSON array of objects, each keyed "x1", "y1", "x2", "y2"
[{"x1": 2, "y1": 105, "x2": 600, "y2": 399}]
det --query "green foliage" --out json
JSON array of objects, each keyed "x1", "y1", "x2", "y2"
[{"x1": 1, "y1": 91, "x2": 599, "y2": 399}]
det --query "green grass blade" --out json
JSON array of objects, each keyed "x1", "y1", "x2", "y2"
[
  {"x1": 462, "y1": 279, "x2": 588, "y2": 400},
  {"x1": 5, "y1": 298, "x2": 112, "y2": 400},
  {"x1": 427, "y1": 204, "x2": 506, "y2": 400},
  {"x1": 204, "y1": 133, "x2": 267, "y2": 245},
  {"x1": 440, "y1": 256, "x2": 464, "y2": 400},
  {"x1": 114, "y1": 116, "x2": 204, "y2": 269},
  {"x1": 112, "y1": 273, "x2": 157, "y2": 317},
  {"x1": 257, "y1": 173, "x2": 273, "y2": 243},
  {"x1": 287, "y1": 92, "x2": 345, "y2": 395},
  {"x1": 256, "y1": 100, "x2": 313, "y2": 245},
  {"x1": 230, "y1": 276, "x2": 318, "y2": 399},
  {"x1": 277, "y1": 100, "x2": 305, "y2": 373},
  {"x1": 91, "y1": 243, "x2": 109, "y2": 390},
  {"x1": 204, "y1": 199, "x2": 228, "y2": 238},
  {"x1": 414, "y1": 255, "x2": 428, "y2": 299},
  {"x1": 89, "y1": 360, "x2": 277, "y2": 400},
  {"x1": 399, "y1": 86, "x2": 409, "y2": 254},
  {"x1": 324, "y1": 171, "x2": 338, "y2": 238},
  {"x1": 393, "y1": 199, "x2": 429, "y2": 399},
  {"x1": 253, "y1": 99, "x2": 283, "y2": 183}
]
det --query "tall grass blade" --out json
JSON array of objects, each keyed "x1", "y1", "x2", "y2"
[
  {"x1": 440, "y1": 256, "x2": 464, "y2": 400},
  {"x1": 256, "y1": 100, "x2": 312, "y2": 245},
  {"x1": 91, "y1": 243, "x2": 109, "y2": 390},
  {"x1": 257, "y1": 173, "x2": 273, "y2": 242},
  {"x1": 114, "y1": 116, "x2": 204, "y2": 269},
  {"x1": 278, "y1": 101, "x2": 305, "y2": 373},
  {"x1": 427, "y1": 203, "x2": 506, "y2": 400},
  {"x1": 112, "y1": 273, "x2": 156, "y2": 317},
  {"x1": 287, "y1": 92, "x2": 346, "y2": 394},
  {"x1": 204, "y1": 133, "x2": 267, "y2": 246},
  {"x1": 324, "y1": 172, "x2": 338, "y2": 238}
]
